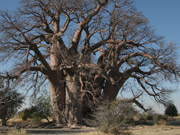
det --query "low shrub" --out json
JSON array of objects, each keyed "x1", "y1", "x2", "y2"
[
  {"x1": 146, "y1": 115, "x2": 154, "y2": 121},
  {"x1": 155, "y1": 119, "x2": 168, "y2": 125},
  {"x1": 134, "y1": 116, "x2": 146, "y2": 125},
  {"x1": 154, "y1": 114, "x2": 167, "y2": 121},
  {"x1": 30, "y1": 113, "x2": 42, "y2": 124},
  {"x1": 86, "y1": 100, "x2": 137, "y2": 135},
  {"x1": 154, "y1": 114, "x2": 168, "y2": 125}
]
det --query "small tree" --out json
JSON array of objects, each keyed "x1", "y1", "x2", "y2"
[
  {"x1": 165, "y1": 103, "x2": 178, "y2": 118},
  {"x1": 32, "y1": 91, "x2": 52, "y2": 123},
  {"x1": 20, "y1": 91, "x2": 52, "y2": 123},
  {"x1": 0, "y1": 89, "x2": 24, "y2": 126}
]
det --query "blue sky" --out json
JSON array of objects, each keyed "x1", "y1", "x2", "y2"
[
  {"x1": 0, "y1": 0, "x2": 180, "y2": 113},
  {"x1": 135, "y1": 0, "x2": 180, "y2": 113},
  {"x1": 135, "y1": 0, "x2": 180, "y2": 45}
]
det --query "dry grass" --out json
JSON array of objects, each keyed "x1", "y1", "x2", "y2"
[
  {"x1": 5, "y1": 130, "x2": 27, "y2": 135},
  {"x1": 1, "y1": 118, "x2": 180, "y2": 135},
  {"x1": 0, "y1": 126, "x2": 180, "y2": 135},
  {"x1": 129, "y1": 125, "x2": 180, "y2": 135},
  {"x1": 175, "y1": 115, "x2": 180, "y2": 120}
]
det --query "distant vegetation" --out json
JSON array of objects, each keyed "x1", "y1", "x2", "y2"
[
  {"x1": 19, "y1": 91, "x2": 52, "y2": 124},
  {"x1": 86, "y1": 99, "x2": 180, "y2": 135},
  {"x1": 165, "y1": 103, "x2": 178, "y2": 118},
  {"x1": 0, "y1": 98, "x2": 180, "y2": 135}
]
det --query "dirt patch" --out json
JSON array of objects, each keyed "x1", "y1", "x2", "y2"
[{"x1": 26, "y1": 127, "x2": 97, "y2": 135}]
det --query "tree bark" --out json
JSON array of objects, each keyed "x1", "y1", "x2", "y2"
[
  {"x1": 48, "y1": 44, "x2": 66, "y2": 124},
  {"x1": 103, "y1": 69, "x2": 122, "y2": 101},
  {"x1": 49, "y1": 74, "x2": 65, "y2": 124},
  {"x1": 65, "y1": 74, "x2": 82, "y2": 126},
  {"x1": 103, "y1": 81, "x2": 120, "y2": 101}
]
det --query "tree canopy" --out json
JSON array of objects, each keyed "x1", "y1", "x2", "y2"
[
  {"x1": 165, "y1": 103, "x2": 178, "y2": 117},
  {"x1": 32, "y1": 91, "x2": 52, "y2": 122},
  {"x1": 0, "y1": 0, "x2": 179, "y2": 125},
  {"x1": 0, "y1": 89, "x2": 24, "y2": 126}
]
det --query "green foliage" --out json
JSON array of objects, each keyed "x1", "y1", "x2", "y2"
[
  {"x1": 165, "y1": 103, "x2": 178, "y2": 117},
  {"x1": 34, "y1": 91, "x2": 52, "y2": 120},
  {"x1": 19, "y1": 106, "x2": 37, "y2": 121},
  {"x1": 0, "y1": 89, "x2": 24, "y2": 126},
  {"x1": 87, "y1": 100, "x2": 137, "y2": 135},
  {"x1": 146, "y1": 115, "x2": 153, "y2": 121},
  {"x1": 19, "y1": 91, "x2": 52, "y2": 123}
]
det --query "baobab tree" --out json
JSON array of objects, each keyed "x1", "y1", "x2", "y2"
[{"x1": 0, "y1": 0, "x2": 179, "y2": 126}]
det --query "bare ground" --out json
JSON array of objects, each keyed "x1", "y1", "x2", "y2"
[
  {"x1": 26, "y1": 126, "x2": 180, "y2": 135},
  {"x1": 1, "y1": 126, "x2": 180, "y2": 135},
  {"x1": 25, "y1": 127, "x2": 98, "y2": 135}
]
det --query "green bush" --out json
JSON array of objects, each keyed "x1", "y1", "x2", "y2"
[
  {"x1": 155, "y1": 119, "x2": 168, "y2": 125},
  {"x1": 154, "y1": 114, "x2": 167, "y2": 121},
  {"x1": 165, "y1": 103, "x2": 178, "y2": 118},
  {"x1": 154, "y1": 114, "x2": 168, "y2": 125},
  {"x1": 33, "y1": 91, "x2": 52, "y2": 123},
  {"x1": 19, "y1": 107, "x2": 37, "y2": 121},
  {"x1": 146, "y1": 114, "x2": 154, "y2": 121},
  {"x1": 30, "y1": 113, "x2": 42, "y2": 124},
  {"x1": 19, "y1": 91, "x2": 52, "y2": 123}
]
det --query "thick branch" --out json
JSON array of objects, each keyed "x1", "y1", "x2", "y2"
[
  {"x1": 69, "y1": 1, "x2": 108, "y2": 53},
  {"x1": 77, "y1": 63, "x2": 115, "y2": 84}
]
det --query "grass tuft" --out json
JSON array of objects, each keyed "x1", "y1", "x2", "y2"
[{"x1": 1, "y1": 129, "x2": 27, "y2": 135}]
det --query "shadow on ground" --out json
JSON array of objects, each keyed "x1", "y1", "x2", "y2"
[
  {"x1": 168, "y1": 120, "x2": 180, "y2": 126},
  {"x1": 26, "y1": 128, "x2": 95, "y2": 135}
]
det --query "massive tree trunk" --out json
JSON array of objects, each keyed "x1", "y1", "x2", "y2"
[
  {"x1": 103, "y1": 69, "x2": 122, "y2": 101},
  {"x1": 49, "y1": 72, "x2": 65, "y2": 124},
  {"x1": 49, "y1": 43, "x2": 82, "y2": 126},
  {"x1": 65, "y1": 74, "x2": 82, "y2": 126},
  {"x1": 49, "y1": 44, "x2": 66, "y2": 124}
]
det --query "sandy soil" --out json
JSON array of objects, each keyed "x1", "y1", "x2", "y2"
[
  {"x1": 26, "y1": 126, "x2": 180, "y2": 135},
  {"x1": 25, "y1": 127, "x2": 97, "y2": 135}
]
